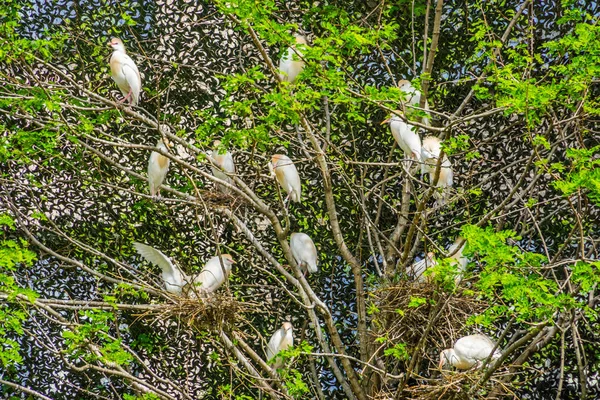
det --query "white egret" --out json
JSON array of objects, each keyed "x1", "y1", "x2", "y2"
[
  {"x1": 421, "y1": 136, "x2": 454, "y2": 196},
  {"x1": 208, "y1": 143, "x2": 235, "y2": 193},
  {"x1": 270, "y1": 154, "x2": 301, "y2": 203},
  {"x1": 448, "y1": 238, "x2": 468, "y2": 284},
  {"x1": 279, "y1": 34, "x2": 308, "y2": 83},
  {"x1": 147, "y1": 139, "x2": 170, "y2": 197},
  {"x1": 108, "y1": 38, "x2": 141, "y2": 106},
  {"x1": 133, "y1": 242, "x2": 188, "y2": 295},
  {"x1": 381, "y1": 111, "x2": 422, "y2": 166},
  {"x1": 290, "y1": 232, "x2": 318, "y2": 274},
  {"x1": 440, "y1": 334, "x2": 501, "y2": 370},
  {"x1": 407, "y1": 239, "x2": 468, "y2": 284},
  {"x1": 397, "y1": 79, "x2": 430, "y2": 125},
  {"x1": 406, "y1": 252, "x2": 435, "y2": 282},
  {"x1": 266, "y1": 322, "x2": 294, "y2": 368},
  {"x1": 188, "y1": 254, "x2": 235, "y2": 298}
]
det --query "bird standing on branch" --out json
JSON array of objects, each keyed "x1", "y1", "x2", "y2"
[
  {"x1": 207, "y1": 142, "x2": 235, "y2": 194},
  {"x1": 279, "y1": 34, "x2": 308, "y2": 83},
  {"x1": 270, "y1": 154, "x2": 302, "y2": 204},
  {"x1": 290, "y1": 232, "x2": 318, "y2": 274},
  {"x1": 381, "y1": 111, "x2": 422, "y2": 166},
  {"x1": 266, "y1": 322, "x2": 294, "y2": 369},
  {"x1": 147, "y1": 139, "x2": 170, "y2": 198},
  {"x1": 397, "y1": 79, "x2": 430, "y2": 126},
  {"x1": 108, "y1": 37, "x2": 142, "y2": 106},
  {"x1": 421, "y1": 136, "x2": 454, "y2": 196}
]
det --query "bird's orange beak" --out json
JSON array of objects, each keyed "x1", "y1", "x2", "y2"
[
  {"x1": 107, "y1": 41, "x2": 113, "y2": 47},
  {"x1": 380, "y1": 118, "x2": 390, "y2": 125}
]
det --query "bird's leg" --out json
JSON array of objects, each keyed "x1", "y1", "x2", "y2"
[
  {"x1": 122, "y1": 89, "x2": 133, "y2": 103},
  {"x1": 401, "y1": 158, "x2": 412, "y2": 175}
]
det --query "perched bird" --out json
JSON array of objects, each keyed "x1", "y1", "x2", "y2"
[
  {"x1": 108, "y1": 37, "x2": 142, "y2": 106},
  {"x1": 290, "y1": 232, "x2": 318, "y2": 274},
  {"x1": 440, "y1": 334, "x2": 502, "y2": 370},
  {"x1": 147, "y1": 139, "x2": 170, "y2": 197},
  {"x1": 133, "y1": 242, "x2": 188, "y2": 295},
  {"x1": 397, "y1": 79, "x2": 430, "y2": 125},
  {"x1": 381, "y1": 111, "x2": 422, "y2": 165},
  {"x1": 406, "y1": 239, "x2": 468, "y2": 284},
  {"x1": 270, "y1": 154, "x2": 301, "y2": 203},
  {"x1": 406, "y1": 252, "x2": 435, "y2": 282},
  {"x1": 448, "y1": 238, "x2": 468, "y2": 284},
  {"x1": 187, "y1": 254, "x2": 235, "y2": 298},
  {"x1": 207, "y1": 142, "x2": 235, "y2": 193},
  {"x1": 266, "y1": 322, "x2": 294, "y2": 368},
  {"x1": 279, "y1": 34, "x2": 308, "y2": 83},
  {"x1": 421, "y1": 136, "x2": 454, "y2": 194}
]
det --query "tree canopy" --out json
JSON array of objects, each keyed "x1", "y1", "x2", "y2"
[{"x1": 1, "y1": 0, "x2": 599, "y2": 399}]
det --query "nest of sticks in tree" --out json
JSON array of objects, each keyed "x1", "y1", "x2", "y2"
[
  {"x1": 140, "y1": 292, "x2": 257, "y2": 332},
  {"x1": 368, "y1": 279, "x2": 494, "y2": 399}
]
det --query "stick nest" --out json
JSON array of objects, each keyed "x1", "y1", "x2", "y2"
[
  {"x1": 368, "y1": 280, "x2": 493, "y2": 399},
  {"x1": 140, "y1": 292, "x2": 258, "y2": 332}
]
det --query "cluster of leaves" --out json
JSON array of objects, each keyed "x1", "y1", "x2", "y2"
[
  {"x1": 0, "y1": 214, "x2": 37, "y2": 371},
  {"x1": 62, "y1": 309, "x2": 133, "y2": 367},
  {"x1": 462, "y1": 225, "x2": 593, "y2": 326},
  {"x1": 553, "y1": 146, "x2": 600, "y2": 206},
  {"x1": 468, "y1": 2, "x2": 600, "y2": 127}
]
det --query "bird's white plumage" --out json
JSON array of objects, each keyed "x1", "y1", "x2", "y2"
[
  {"x1": 421, "y1": 136, "x2": 453, "y2": 190},
  {"x1": 279, "y1": 34, "x2": 307, "y2": 83},
  {"x1": 266, "y1": 322, "x2": 294, "y2": 368},
  {"x1": 386, "y1": 114, "x2": 422, "y2": 163},
  {"x1": 208, "y1": 148, "x2": 235, "y2": 193},
  {"x1": 189, "y1": 255, "x2": 235, "y2": 298},
  {"x1": 148, "y1": 139, "x2": 170, "y2": 197},
  {"x1": 448, "y1": 239, "x2": 467, "y2": 283},
  {"x1": 440, "y1": 334, "x2": 501, "y2": 370},
  {"x1": 407, "y1": 239, "x2": 468, "y2": 284},
  {"x1": 407, "y1": 252, "x2": 435, "y2": 282},
  {"x1": 398, "y1": 79, "x2": 430, "y2": 126},
  {"x1": 109, "y1": 38, "x2": 142, "y2": 106},
  {"x1": 272, "y1": 154, "x2": 301, "y2": 203},
  {"x1": 133, "y1": 242, "x2": 188, "y2": 294},
  {"x1": 290, "y1": 232, "x2": 318, "y2": 274}
]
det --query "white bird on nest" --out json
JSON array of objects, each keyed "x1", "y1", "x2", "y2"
[
  {"x1": 407, "y1": 238, "x2": 468, "y2": 284},
  {"x1": 187, "y1": 254, "x2": 236, "y2": 299},
  {"x1": 133, "y1": 242, "x2": 235, "y2": 298},
  {"x1": 439, "y1": 334, "x2": 502, "y2": 370}
]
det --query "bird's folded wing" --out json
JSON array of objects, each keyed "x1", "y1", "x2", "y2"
[
  {"x1": 121, "y1": 62, "x2": 141, "y2": 92},
  {"x1": 193, "y1": 269, "x2": 221, "y2": 292}
]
